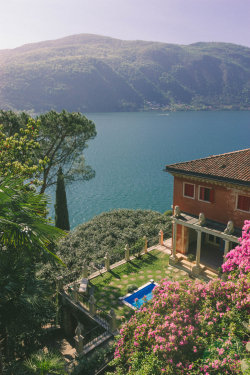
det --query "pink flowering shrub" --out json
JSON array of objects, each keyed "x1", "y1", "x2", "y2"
[
  {"x1": 112, "y1": 277, "x2": 249, "y2": 374},
  {"x1": 222, "y1": 220, "x2": 250, "y2": 275}
]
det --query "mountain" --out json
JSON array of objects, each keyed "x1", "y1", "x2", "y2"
[{"x1": 0, "y1": 34, "x2": 250, "y2": 112}]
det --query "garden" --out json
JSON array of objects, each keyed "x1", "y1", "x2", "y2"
[
  {"x1": 90, "y1": 250, "x2": 189, "y2": 323},
  {"x1": 107, "y1": 220, "x2": 250, "y2": 375}
]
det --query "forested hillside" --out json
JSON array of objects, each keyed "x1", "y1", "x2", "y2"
[{"x1": 0, "y1": 34, "x2": 249, "y2": 112}]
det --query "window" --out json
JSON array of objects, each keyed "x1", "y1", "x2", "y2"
[
  {"x1": 199, "y1": 186, "x2": 214, "y2": 203},
  {"x1": 207, "y1": 234, "x2": 220, "y2": 246},
  {"x1": 183, "y1": 183, "x2": 195, "y2": 199},
  {"x1": 237, "y1": 195, "x2": 250, "y2": 212}
]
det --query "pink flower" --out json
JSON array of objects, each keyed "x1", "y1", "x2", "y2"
[{"x1": 217, "y1": 348, "x2": 225, "y2": 355}]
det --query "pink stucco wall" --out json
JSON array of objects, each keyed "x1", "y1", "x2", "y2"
[{"x1": 173, "y1": 176, "x2": 250, "y2": 229}]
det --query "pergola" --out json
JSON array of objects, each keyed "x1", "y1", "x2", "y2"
[{"x1": 170, "y1": 206, "x2": 240, "y2": 274}]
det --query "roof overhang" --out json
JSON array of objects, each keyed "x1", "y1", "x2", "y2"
[{"x1": 165, "y1": 167, "x2": 250, "y2": 189}]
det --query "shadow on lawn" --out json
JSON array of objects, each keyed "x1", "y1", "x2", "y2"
[
  {"x1": 129, "y1": 252, "x2": 157, "y2": 268},
  {"x1": 109, "y1": 269, "x2": 121, "y2": 279}
]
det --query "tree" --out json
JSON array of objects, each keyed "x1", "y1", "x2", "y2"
[
  {"x1": 37, "y1": 110, "x2": 97, "y2": 193},
  {"x1": 0, "y1": 118, "x2": 48, "y2": 179},
  {"x1": 55, "y1": 167, "x2": 70, "y2": 231},
  {"x1": 0, "y1": 177, "x2": 65, "y2": 261},
  {"x1": 0, "y1": 177, "x2": 66, "y2": 368},
  {"x1": 0, "y1": 109, "x2": 97, "y2": 193},
  {"x1": 0, "y1": 109, "x2": 29, "y2": 136}
]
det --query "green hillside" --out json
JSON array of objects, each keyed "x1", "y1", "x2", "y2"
[{"x1": 0, "y1": 34, "x2": 249, "y2": 112}]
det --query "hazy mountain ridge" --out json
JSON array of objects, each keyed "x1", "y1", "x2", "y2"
[{"x1": 0, "y1": 34, "x2": 249, "y2": 112}]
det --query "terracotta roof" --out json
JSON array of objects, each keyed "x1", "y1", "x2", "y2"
[{"x1": 165, "y1": 149, "x2": 250, "y2": 186}]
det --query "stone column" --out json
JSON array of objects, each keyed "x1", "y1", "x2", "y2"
[
  {"x1": 110, "y1": 308, "x2": 117, "y2": 332},
  {"x1": 192, "y1": 230, "x2": 202, "y2": 275},
  {"x1": 104, "y1": 252, "x2": 110, "y2": 271},
  {"x1": 223, "y1": 240, "x2": 230, "y2": 260},
  {"x1": 158, "y1": 230, "x2": 163, "y2": 246},
  {"x1": 83, "y1": 260, "x2": 88, "y2": 278},
  {"x1": 125, "y1": 244, "x2": 130, "y2": 261},
  {"x1": 89, "y1": 295, "x2": 96, "y2": 315},
  {"x1": 74, "y1": 323, "x2": 84, "y2": 354},
  {"x1": 56, "y1": 276, "x2": 63, "y2": 326},
  {"x1": 170, "y1": 220, "x2": 178, "y2": 264},
  {"x1": 143, "y1": 236, "x2": 148, "y2": 254}
]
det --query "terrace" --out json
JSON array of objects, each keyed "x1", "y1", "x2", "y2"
[
  {"x1": 90, "y1": 249, "x2": 188, "y2": 322},
  {"x1": 58, "y1": 236, "x2": 218, "y2": 359}
]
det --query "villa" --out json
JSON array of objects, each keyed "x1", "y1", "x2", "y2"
[{"x1": 165, "y1": 148, "x2": 250, "y2": 272}]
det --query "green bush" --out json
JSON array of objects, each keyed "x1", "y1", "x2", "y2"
[
  {"x1": 72, "y1": 345, "x2": 114, "y2": 375},
  {"x1": 41, "y1": 209, "x2": 171, "y2": 284},
  {"x1": 187, "y1": 253, "x2": 195, "y2": 262},
  {"x1": 164, "y1": 209, "x2": 172, "y2": 216},
  {"x1": 131, "y1": 238, "x2": 145, "y2": 258},
  {"x1": 23, "y1": 350, "x2": 66, "y2": 374}
]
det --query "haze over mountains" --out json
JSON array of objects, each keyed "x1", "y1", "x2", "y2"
[{"x1": 0, "y1": 34, "x2": 249, "y2": 113}]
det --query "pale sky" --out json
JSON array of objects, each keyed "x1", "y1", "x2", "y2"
[{"x1": 0, "y1": 0, "x2": 250, "y2": 50}]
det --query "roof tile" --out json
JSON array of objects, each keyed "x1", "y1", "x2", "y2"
[{"x1": 165, "y1": 149, "x2": 250, "y2": 185}]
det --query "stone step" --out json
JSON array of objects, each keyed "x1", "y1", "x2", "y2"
[
  {"x1": 82, "y1": 332, "x2": 112, "y2": 355},
  {"x1": 94, "y1": 315, "x2": 110, "y2": 330}
]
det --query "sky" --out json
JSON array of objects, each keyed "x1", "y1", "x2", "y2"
[{"x1": 0, "y1": 0, "x2": 250, "y2": 50}]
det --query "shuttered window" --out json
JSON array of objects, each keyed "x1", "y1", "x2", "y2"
[
  {"x1": 237, "y1": 195, "x2": 250, "y2": 212},
  {"x1": 199, "y1": 186, "x2": 214, "y2": 203},
  {"x1": 184, "y1": 183, "x2": 195, "y2": 198}
]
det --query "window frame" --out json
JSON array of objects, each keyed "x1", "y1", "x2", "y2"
[
  {"x1": 183, "y1": 182, "x2": 195, "y2": 199},
  {"x1": 235, "y1": 193, "x2": 250, "y2": 213},
  {"x1": 206, "y1": 234, "x2": 221, "y2": 247},
  {"x1": 198, "y1": 185, "x2": 213, "y2": 203}
]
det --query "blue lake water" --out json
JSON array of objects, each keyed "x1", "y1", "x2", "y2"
[{"x1": 49, "y1": 111, "x2": 250, "y2": 229}]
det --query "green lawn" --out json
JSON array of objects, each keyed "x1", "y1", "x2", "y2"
[{"x1": 90, "y1": 250, "x2": 189, "y2": 324}]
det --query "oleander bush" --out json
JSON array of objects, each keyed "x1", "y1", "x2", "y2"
[
  {"x1": 110, "y1": 277, "x2": 249, "y2": 375},
  {"x1": 109, "y1": 221, "x2": 250, "y2": 375},
  {"x1": 222, "y1": 220, "x2": 250, "y2": 277}
]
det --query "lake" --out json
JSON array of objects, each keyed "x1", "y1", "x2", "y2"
[{"x1": 49, "y1": 111, "x2": 250, "y2": 229}]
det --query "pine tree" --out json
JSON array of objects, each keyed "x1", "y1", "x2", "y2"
[{"x1": 54, "y1": 167, "x2": 70, "y2": 230}]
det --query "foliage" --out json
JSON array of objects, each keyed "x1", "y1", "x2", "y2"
[
  {"x1": 23, "y1": 350, "x2": 66, "y2": 374},
  {"x1": 0, "y1": 109, "x2": 96, "y2": 193},
  {"x1": 0, "y1": 117, "x2": 47, "y2": 179},
  {"x1": 0, "y1": 246, "x2": 56, "y2": 363},
  {"x1": 164, "y1": 210, "x2": 172, "y2": 216},
  {"x1": 38, "y1": 110, "x2": 96, "y2": 193},
  {"x1": 0, "y1": 36, "x2": 249, "y2": 112},
  {"x1": 130, "y1": 238, "x2": 145, "y2": 257},
  {"x1": 222, "y1": 220, "x2": 250, "y2": 276},
  {"x1": 112, "y1": 277, "x2": 249, "y2": 374},
  {"x1": 0, "y1": 177, "x2": 65, "y2": 370},
  {"x1": 42, "y1": 209, "x2": 171, "y2": 284},
  {"x1": 0, "y1": 109, "x2": 30, "y2": 136},
  {"x1": 187, "y1": 253, "x2": 195, "y2": 262},
  {"x1": 72, "y1": 345, "x2": 114, "y2": 375},
  {"x1": 54, "y1": 167, "x2": 70, "y2": 231},
  {"x1": 0, "y1": 177, "x2": 65, "y2": 261}
]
